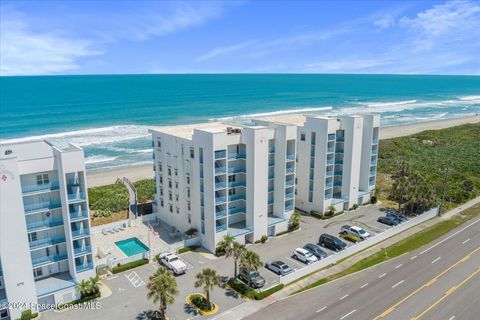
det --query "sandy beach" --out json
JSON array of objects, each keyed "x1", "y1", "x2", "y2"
[{"x1": 87, "y1": 115, "x2": 480, "y2": 187}]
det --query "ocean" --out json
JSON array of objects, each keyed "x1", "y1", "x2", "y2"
[{"x1": 1, "y1": 74, "x2": 479, "y2": 171}]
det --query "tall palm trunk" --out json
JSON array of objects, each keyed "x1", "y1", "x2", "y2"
[
  {"x1": 160, "y1": 295, "x2": 167, "y2": 319},
  {"x1": 234, "y1": 259, "x2": 238, "y2": 279},
  {"x1": 206, "y1": 290, "x2": 211, "y2": 310}
]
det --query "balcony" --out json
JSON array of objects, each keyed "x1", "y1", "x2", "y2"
[
  {"x1": 216, "y1": 223, "x2": 227, "y2": 233},
  {"x1": 31, "y1": 254, "x2": 68, "y2": 268},
  {"x1": 29, "y1": 236, "x2": 66, "y2": 250},
  {"x1": 268, "y1": 198, "x2": 274, "y2": 205},
  {"x1": 215, "y1": 150, "x2": 226, "y2": 159},
  {"x1": 268, "y1": 159, "x2": 275, "y2": 166},
  {"x1": 268, "y1": 173, "x2": 275, "y2": 179},
  {"x1": 215, "y1": 181, "x2": 227, "y2": 190},
  {"x1": 27, "y1": 219, "x2": 64, "y2": 232},
  {"x1": 324, "y1": 192, "x2": 333, "y2": 199},
  {"x1": 369, "y1": 179, "x2": 376, "y2": 186},
  {"x1": 228, "y1": 166, "x2": 246, "y2": 174},
  {"x1": 286, "y1": 166, "x2": 295, "y2": 174},
  {"x1": 325, "y1": 180, "x2": 334, "y2": 188},
  {"x1": 286, "y1": 154, "x2": 295, "y2": 161},
  {"x1": 334, "y1": 181, "x2": 342, "y2": 187},
  {"x1": 24, "y1": 201, "x2": 62, "y2": 215},
  {"x1": 285, "y1": 179, "x2": 294, "y2": 187},
  {"x1": 285, "y1": 192, "x2": 294, "y2": 200},
  {"x1": 22, "y1": 182, "x2": 60, "y2": 196},
  {"x1": 371, "y1": 159, "x2": 377, "y2": 165},
  {"x1": 334, "y1": 170, "x2": 343, "y2": 176},
  {"x1": 285, "y1": 204, "x2": 294, "y2": 212},
  {"x1": 229, "y1": 180, "x2": 246, "y2": 188},
  {"x1": 328, "y1": 134, "x2": 335, "y2": 141},
  {"x1": 327, "y1": 146, "x2": 335, "y2": 153},
  {"x1": 372, "y1": 137, "x2": 379, "y2": 144},
  {"x1": 335, "y1": 158, "x2": 344, "y2": 164},
  {"x1": 336, "y1": 136, "x2": 345, "y2": 142},
  {"x1": 268, "y1": 146, "x2": 275, "y2": 153},
  {"x1": 68, "y1": 192, "x2": 86, "y2": 203},
  {"x1": 215, "y1": 196, "x2": 227, "y2": 204},
  {"x1": 76, "y1": 262, "x2": 94, "y2": 273},
  {"x1": 326, "y1": 170, "x2": 334, "y2": 176},
  {"x1": 229, "y1": 206, "x2": 246, "y2": 215},
  {"x1": 371, "y1": 149, "x2": 378, "y2": 155},
  {"x1": 336, "y1": 148, "x2": 344, "y2": 153},
  {"x1": 268, "y1": 185, "x2": 274, "y2": 192},
  {"x1": 215, "y1": 166, "x2": 226, "y2": 175},
  {"x1": 72, "y1": 229, "x2": 90, "y2": 239},
  {"x1": 229, "y1": 194, "x2": 246, "y2": 202},
  {"x1": 215, "y1": 209, "x2": 227, "y2": 219},
  {"x1": 228, "y1": 152, "x2": 246, "y2": 160},
  {"x1": 326, "y1": 158, "x2": 334, "y2": 165},
  {"x1": 74, "y1": 246, "x2": 92, "y2": 256}
]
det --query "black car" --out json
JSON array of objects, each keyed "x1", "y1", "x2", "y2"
[
  {"x1": 386, "y1": 212, "x2": 407, "y2": 222},
  {"x1": 303, "y1": 243, "x2": 328, "y2": 259},
  {"x1": 377, "y1": 216, "x2": 399, "y2": 226},
  {"x1": 318, "y1": 234, "x2": 347, "y2": 252}
]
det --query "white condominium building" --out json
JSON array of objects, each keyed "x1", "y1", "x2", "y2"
[
  {"x1": 149, "y1": 121, "x2": 297, "y2": 253},
  {"x1": 0, "y1": 140, "x2": 95, "y2": 320},
  {"x1": 258, "y1": 114, "x2": 380, "y2": 214}
]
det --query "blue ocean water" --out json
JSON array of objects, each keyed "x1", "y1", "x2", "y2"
[{"x1": 1, "y1": 74, "x2": 479, "y2": 171}]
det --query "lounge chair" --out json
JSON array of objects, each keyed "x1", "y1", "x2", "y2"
[
  {"x1": 118, "y1": 224, "x2": 125, "y2": 231},
  {"x1": 102, "y1": 228, "x2": 107, "y2": 235}
]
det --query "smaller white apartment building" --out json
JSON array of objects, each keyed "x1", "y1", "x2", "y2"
[
  {"x1": 0, "y1": 140, "x2": 95, "y2": 320},
  {"x1": 149, "y1": 121, "x2": 297, "y2": 252},
  {"x1": 258, "y1": 114, "x2": 380, "y2": 214}
]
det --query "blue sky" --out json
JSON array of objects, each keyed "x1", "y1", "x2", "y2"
[{"x1": 1, "y1": 0, "x2": 479, "y2": 75}]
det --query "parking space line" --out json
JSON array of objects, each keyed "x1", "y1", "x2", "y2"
[
  {"x1": 125, "y1": 271, "x2": 145, "y2": 288},
  {"x1": 462, "y1": 239, "x2": 470, "y2": 244},
  {"x1": 340, "y1": 309, "x2": 356, "y2": 319},
  {"x1": 431, "y1": 257, "x2": 441, "y2": 264},
  {"x1": 392, "y1": 280, "x2": 404, "y2": 289},
  {"x1": 395, "y1": 264, "x2": 403, "y2": 269},
  {"x1": 339, "y1": 294, "x2": 349, "y2": 300},
  {"x1": 448, "y1": 316, "x2": 455, "y2": 320},
  {"x1": 316, "y1": 306, "x2": 327, "y2": 313},
  {"x1": 285, "y1": 256, "x2": 304, "y2": 268},
  {"x1": 379, "y1": 273, "x2": 387, "y2": 279},
  {"x1": 360, "y1": 283, "x2": 368, "y2": 289},
  {"x1": 411, "y1": 255, "x2": 418, "y2": 260}
]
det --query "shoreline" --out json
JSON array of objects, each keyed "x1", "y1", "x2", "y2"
[{"x1": 87, "y1": 115, "x2": 480, "y2": 187}]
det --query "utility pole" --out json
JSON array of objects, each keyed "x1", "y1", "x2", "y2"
[{"x1": 439, "y1": 167, "x2": 449, "y2": 216}]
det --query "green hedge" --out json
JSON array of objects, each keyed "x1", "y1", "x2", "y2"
[
  {"x1": 58, "y1": 292, "x2": 100, "y2": 309},
  {"x1": 18, "y1": 310, "x2": 38, "y2": 320},
  {"x1": 227, "y1": 279, "x2": 284, "y2": 300},
  {"x1": 190, "y1": 294, "x2": 214, "y2": 312},
  {"x1": 133, "y1": 179, "x2": 155, "y2": 203},
  {"x1": 178, "y1": 245, "x2": 200, "y2": 254},
  {"x1": 341, "y1": 234, "x2": 362, "y2": 243},
  {"x1": 253, "y1": 284, "x2": 284, "y2": 300},
  {"x1": 112, "y1": 259, "x2": 149, "y2": 274},
  {"x1": 88, "y1": 183, "x2": 129, "y2": 213},
  {"x1": 311, "y1": 211, "x2": 344, "y2": 220}
]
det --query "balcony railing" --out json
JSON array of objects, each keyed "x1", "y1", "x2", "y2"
[
  {"x1": 268, "y1": 173, "x2": 275, "y2": 179},
  {"x1": 371, "y1": 149, "x2": 378, "y2": 155},
  {"x1": 268, "y1": 160, "x2": 275, "y2": 166},
  {"x1": 335, "y1": 158, "x2": 344, "y2": 164},
  {"x1": 215, "y1": 210, "x2": 227, "y2": 219},
  {"x1": 228, "y1": 152, "x2": 246, "y2": 160},
  {"x1": 336, "y1": 136, "x2": 345, "y2": 142},
  {"x1": 29, "y1": 236, "x2": 66, "y2": 250},
  {"x1": 76, "y1": 262, "x2": 94, "y2": 273},
  {"x1": 285, "y1": 179, "x2": 295, "y2": 186},
  {"x1": 74, "y1": 246, "x2": 92, "y2": 256},
  {"x1": 215, "y1": 196, "x2": 227, "y2": 204},
  {"x1": 24, "y1": 201, "x2": 62, "y2": 215},
  {"x1": 31, "y1": 254, "x2": 68, "y2": 267},
  {"x1": 27, "y1": 219, "x2": 64, "y2": 232},
  {"x1": 229, "y1": 194, "x2": 246, "y2": 202},
  {"x1": 215, "y1": 150, "x2": 226, "y2": 159},
  {"x1": 325, "y1": 181, "x2": 334, "y2": 188},
  {"x1": 22, "y1": 182, "x2": 60, "y2": 195},
  {"x1": 286, "y1": 166, "x2": 295, "y2": 174},
  {"x1": 215, "y1": 166, "x2": 226, "y2": 175},
  {"x1": 336, "y1": 148, "x2": 344, "y2": 153},
  {"x1": 285, "y1": 204, "x2": 294, "y2": 212},
  {"x1": 371, "y1": 159, "x2": 377, "y2": 165},
  {"x1": 334, "y1": 170, "x2": 343, "y2": 176},
  {"x1": 326, "y1": 158, "x2": 334, "y2": 165},
  {"x1": 229, "y1": 206, "x2": 246, "y2": 215},
  {"x1": 229, "y1": 180, "x2": 246, "y2": 188},
  {"x1": 268, "y1": 198, "x2": 274, "y2": 205},
  {"x1": 285, "y1": 192, "x2": 294, "y2": 200},
  {"x1": 334, "y1": 181, "x2": 342, "y2": 187},
  {"x1": 268, "y1": 185, "x2": 274, "y2": 192},
  {"x1": 325, "y1": 192, "x2": 333, "y2": 199},
  {"x1": 216, "y1": 224, "x2": 227, "y2": 233},
  {"x1": 228, "y1": 166, "x2": 246, "y2": 174},
  {"x1": 372, "y1": 137, "x2": 379, "y2": 144},
  {"x1": 326, "y1": 170, "x2": 334, "y2": 176},
  {"x1": 67, "y1": 192, "x2": 86, "y2": 202},
  {"x1": 328, "y1": 134, "x2": 335, "y2": 141},
  {"x1": 286, "y1": 154, "x2": 295, "y2": 161},
  {"x1": 268, "y1": 146, "x2": 275, "y2": 153},
  {"x1": 215, "y1": 181, "x2": 227, "y2": 190},
  {"x1": 72, "y1": 229, "x2": 90, "y2": 239},
  {"x1": 327, "y1": 146, "x2": 335, "y2": 153}
]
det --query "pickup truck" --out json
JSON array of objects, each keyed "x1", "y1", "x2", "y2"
[
  {"x1": 340, "y1": 225, "x2": 370, "y2": 240},
  {"x1": 159, "y1": 252, "x2": 187, "y2": 275}
]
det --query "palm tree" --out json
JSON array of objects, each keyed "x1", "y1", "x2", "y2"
[
  {"x1": 76, "y1": 279, "x2": 90, "y2": 298},
  {"x1": 147, "y1": 267, "x2": 179, "y2": 320},
  {"x1": 327, "y1": 205, "x2": 336, "y2": 216},
  {"x1": 225, "y1": 241, "x2": 246, "y2": 279},
  {"x1": 194, "y1": 268, "x2": 221, "y2": 311},
  {"x1": 289, "y1": 211, "x2": 300, "y2": 230},
  {"x1": 390, "y1": 175, "x2": 409, "y2": 211},
  {"x1": 218, "y1": 235, "x2": 235, "y2": 253},
  {"x1": 89, "y1": 276, "x2": 100, "y2": 295},
  {"x1": 239, "y1": 250, "x2": 262, "y2": 273}
]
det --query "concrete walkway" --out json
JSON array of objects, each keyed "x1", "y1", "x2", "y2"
[
  {"x1": 213, "y1": 196, "x2": 480, "y2": 320},
  {"x1": 116, "y1": 177, "x2": 137, "y2": 219}
]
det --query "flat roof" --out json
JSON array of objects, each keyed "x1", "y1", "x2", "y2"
[
  {"x1": 149, "y1": 121, "x2": 245, "y2": 140},
  {"x1": 255, "y1": 114, "x2": 332, "y2": 126}
]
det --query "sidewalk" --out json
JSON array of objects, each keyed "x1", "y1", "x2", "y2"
[{"x1": 212, "y1": 196, "x2": 480, "y2": 320}]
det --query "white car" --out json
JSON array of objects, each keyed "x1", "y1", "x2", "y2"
[
  {"x1": 293, "y1": 248, "x2": 318, "y2": 264},
  {"x1": 341, "y1": 225, "x2": 371, "y2": 240},
  {"x1": 159, "y1": 252, "x2": 187, "y2": 275}
]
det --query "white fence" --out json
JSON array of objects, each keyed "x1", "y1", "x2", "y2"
[
  {"x1": 279, "y1": 207, "x2": 439, "y2": 284},
  {"x1": 107, "y1": 252, "x2": 149, "y2": 269}
]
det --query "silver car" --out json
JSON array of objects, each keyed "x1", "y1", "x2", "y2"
[{"x1": 265, "y1": 260, "x2": 293, "y2": 275}]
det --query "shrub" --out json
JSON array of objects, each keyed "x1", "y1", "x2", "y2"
[
  {"x1": 258, "y1": 235, "x2": 268, "y2": 243},
  {"x1": 371, "y1": 196, "x2": 378, "y2": 204},
  {"x1": 112, "y1": 259, "x2": 149, "y2": 274},
  {"x1": 133, "y1": 179, "x2": 156, "y2": 203},
  {"x1": 88, "y1": 183, "x2": 129, "y2": 213},
  {"x1": 215, "y1": 246, "x2": 226, "y2": 257},
  {"x1": 352, "y1": 204, "x2": 359, "y2": 210},
  {"x1": 58, "y1": 292, "x2": 101, "y2": 309},
  {"x1": 190, "y1": 294, "x2": 214, "y2": 312},
  {"x1": 311, "y1": 211, "x2": 323, "y2": 219},
  {"x1": 226, "y1": 280, "x2": 284, "y2": 300},
  {"x1": 20, "y1": 310, "x2": 33, "y2": 320},
  {"x1": 341, "y1": 234, "x2": 362, "y2": 243},
  {"x1": 178, "y1": 245, "x2": 199, "y2": 254},
  {"x1": 185, "y1": 228, "x2": 198, "y2": 237}
]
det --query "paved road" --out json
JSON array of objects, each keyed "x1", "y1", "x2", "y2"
[{"x1": 246, "y1": 216, "x2": 480, "y2": 320}]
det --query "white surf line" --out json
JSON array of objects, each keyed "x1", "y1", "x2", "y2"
[
  {"x1": 379, "y1": 273, "x2": 387, "y2": 279},
  {"x1": 316, "y1": 306, "x2": 327, "y2": 313},
  {"x1": 360, "y1": 283, "x2": 369, "y2": 289},
  {"x1": 392, "y1": 280, "x2": 404, "y2": 289},
  {"x1": 462, "y1": 238, "x2": 470, "y2": 244},
  {"x1": 419, "y1": 217, "x2": 480, "y2": 255},
  {"x1": 395, "y1": 264, "x2": 403, "y2": 269},
  {"x1": 340, "y1": 309, "x2": 356, "y2": 320},
  {"x1": 431, "y1": 257, "x2": 441, "y2": 264},
  {"x1": 339, "y1": 294, "x2": 349, "y2": 300},
  {"x1": 410, "y1": 255, "x2": 418, "y2": 260}
]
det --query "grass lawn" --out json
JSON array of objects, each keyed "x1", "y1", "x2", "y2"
[{"x1": 293, "y1": 202, "x2": 480, "y2": 294}]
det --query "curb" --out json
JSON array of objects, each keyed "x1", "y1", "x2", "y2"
[{"x1": 186, "y1": 293, "x2": 219, "y2": 316}]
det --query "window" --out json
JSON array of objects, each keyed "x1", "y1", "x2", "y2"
[
  {"x1": 157, "y1": 139, "x2": 162, "y2": 148},
  {"x1": 300, "y1": 133, "x2": 306, "y2": 141},
  {"x1": 169, "y1": 205, "x2": 173, "y2": 213},
  {"x1": 187, "y1": 201, "x2": 191, "y2": 211},
  {"x1": 168, "y1": 166, "x2": 172, "y2": 176},
  {"x1": 186, "y1": 175, "x2": 190, "y2": 184},
  {"x1": 187, "y1": 188, "x2": 190, "y2": 198},
  {"x1": 160, "y1": 199, "x2": 164, "y2": 207},
  {"x1": 175, "y1": 194, "x2": 179, "y2": 201},
  {"x1": 33, "y1": 268, "x2": 43, "y2": 277},
  {"x1": 168, "y1": 180, "x2": 172, "y2": 188},
  {"x1": 169, "y1": 192, "x2": 172, "y2": 201},
  {"x1": 176, "y1": 207, "x2": 180, "y2": 214},
  {"x1": 1, "y1": 309, "x2": 8, "y2": 318},
  {"x1": 188, "y1": 214, "x2": 191, "y2": 224},
  {"x1": 228, "y1": 188, "x2": 236, "y2": 195},
  {"x1": 158, "y1": 162, "x2": 162, "y2": 172},
  {"x1": 175, "y1": 169, "x2": 178, "y2": 176},
  {"x1": 160, "y1": 187, "x2": 163, "y2": 196},
  {"x1": 175, "y1": 182, "x2": 179, "y2": 189},
  {"x1": 36, "y1": 173, "x2": 49, "y2": 185},
  {"x1": 159, "y1": 176, "x2": 163, "y2": 184},
  {"x1": 29, "y1": 232, "x2": 37, "y2": 242},
  {"x1": 228, "y1": 175, "x2": 236, "y2": 182},
  {"x1": 190, "y1": 147, "x2": 195, "y2": 159}
]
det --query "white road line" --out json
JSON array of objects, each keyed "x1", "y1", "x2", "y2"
[
  {"x1": 392, "y1": 280, "x2": 404, "y2": 289},
  {"x1": 410, "y1": 255, "x2": 418, "y2": 260},
  {"x1": 316, "y1": 306, "x2": 327, "y2": 313},
  {"x1": 379, "y1": 273, "x2": 387, "y2": 278},
  {"x1": 462, "y1": 238, "x2": 470, "y2": 244},
  {"x1": 339, "y1": 294, "x2": 349, "y2": 300},
  {"x1": 360, "y1": 283, "x2": 369, "y2": 289},
  {"x1": 419, "y1": 217, "x2": 480, "y2": 255},
  {"x1": 448, "y1": 316, "x2": 455, "y2": 320},
  {"x1": 340, "y1": 309, "x2": 356, "y2": 319},
  {"x1": 106, "y1": 276, "x2": 118, "y2": 281},
  {"x1": 431, "y1": 257, "x2": 441, "y2": 264},
  {"x1": 395, "y1": 264, "x2": 403, "y2": 269}
]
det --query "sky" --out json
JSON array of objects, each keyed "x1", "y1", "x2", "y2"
[{"x1": 1, "y1": 0, "x2": 479, "y2": 76}]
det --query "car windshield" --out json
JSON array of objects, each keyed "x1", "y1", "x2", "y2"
[
  {"x1": 334, "y1": 239, "x2": 343, "y2": 245},
  {"x1": 281, "y1": 265, "x2": 289, "y2": 269},
  {"x1": 170, "y1": 257, "x2": 178, "y2": 262},
  {"x1": 358, "y1": 229, "x2": 366, "y2": 234},
  {"x1": 305, "y1": 251, "x2": 313, "y2": 258}
]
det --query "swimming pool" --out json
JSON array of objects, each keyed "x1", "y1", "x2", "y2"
[{"x1": 115, "y1": 237, "x2": 149, "y2": 256}]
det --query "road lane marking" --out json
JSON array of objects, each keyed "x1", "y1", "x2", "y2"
[
  {"x1": 392, "y1": 280, "x2": 404, "y2": 289},
  {"x1": 340, "y1": 309, "x2": 356, "y2": 319},
  {"x1": 419, "y1": 217, "x2": 480, "y2": 255},
  {"x1": 410, "y1": 268, "x2": 480, "y2": 320},
  {"x1": 448, "y1": 316, "x2": 455, "y2": 320},
  {"x1": 372, "y1": 246, "x2": 480, "y2": 320},
  {"x1": 106, "y1": 276, "x2": 118, "y2": 280},
  {"x1": 339, "y1": 294, "x2": 349, "y2": 300},
  {"x1": 379, "y1": 273, "x2": 387, "y2": 278},
  {"x1": 316, "y1": 306, "x2": 327, "y2": 313},
  {"x1": 431, "y1": 257, "x2": 441, "y2": 264},
  {"x1": 462, "y1": 238, "x2": 470, "y2": 244},
  {"x1": 360, "y1": 283, "x2": 369, "y2": 289},
  {"x1": 411, "y1": 255, "x2": 417, "y2": 260},
  {"x1": 395, "y1": 264, "x2": 403, "y2": 269}
]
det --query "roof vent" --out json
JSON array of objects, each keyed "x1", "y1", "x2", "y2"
[{"x1": 226, "y1": 127, "x2": 233, "y2": 134}]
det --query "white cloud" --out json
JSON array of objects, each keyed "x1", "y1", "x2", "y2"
[
  {"x1": 373, "y1": 15, "x2": 396, "y2": 29},
  {"x1": 303, "y1": 59, "x2": 391, "y2": 73},
  {"x1": 195, "y1": 40, "x2": 257, "y2": 62},
  {"x1": 0, "y1": 17, "x2": 100, "y2": 76}
]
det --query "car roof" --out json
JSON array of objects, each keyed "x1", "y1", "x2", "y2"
[
  {"x1": 296, "y1": 248, "x2": 309, "y2": 254},
  {"x1": 275, "y1": 261, "x2": 286, "y2": 266},
  {"x1": 351, "y1": 226, "x2": 363, "y2": 231},
  {"x1": 305, "y1": 243, "x2": 318, "y2": 248}
]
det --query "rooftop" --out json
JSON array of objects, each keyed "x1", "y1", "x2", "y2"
[
  {"x1": 35, "y1": 272, "x2": 77, "y2": 297},
  {"x1": 149, "y1": 121, "x2": 246, "y2": 140},
  {"x1": 255, "y1": 114, "x2": 333, "y2": 126}
]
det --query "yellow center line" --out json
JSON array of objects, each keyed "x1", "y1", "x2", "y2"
[
  {"x1": 372, "y1": 246, "x2": 480, "y2": 320},
  {"x1": 410, "y1": 267, "x2": 480, "y2": 320}
]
